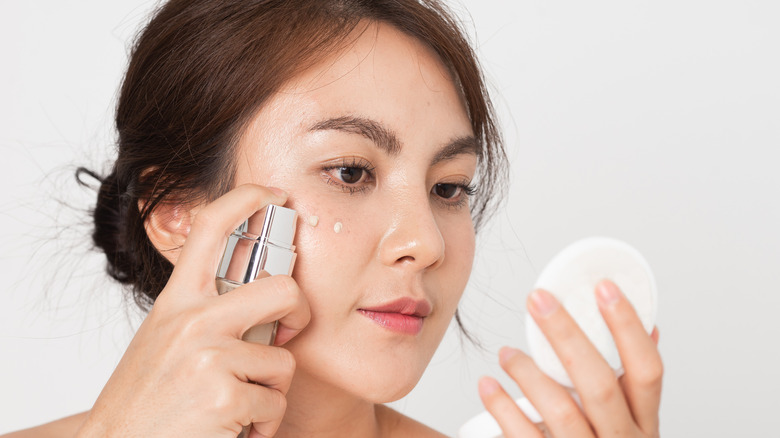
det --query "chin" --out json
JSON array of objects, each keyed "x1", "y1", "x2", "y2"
[
  {"x1": 287, "y1": 330, "x2": 434, "y2": 403},
  {"x1": 346, "y1": 366, "x2": 425, "y2": 404},
  {"x1": 352, "y1": 343, "x2": 441, "y2": 403}
]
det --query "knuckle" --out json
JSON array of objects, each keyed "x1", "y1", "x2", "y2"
[
  {"x1": 235, "y1": 182, "x2": 257, "y2": 193},
  {"x1": 634, "y1": 356, "x2": 665, "y2": 388},
  {"x1": 259, "y1": 389, "x2": 287, "y2": 420},
  {"x1": 553, "y1": 323, "x2": 579, "y2": 344},
  {"x1": 191, "y1": 207, "x2": 216, "y2": 230},
  {"x1": 590, "y1": 379, "x2": 618, "y2": 404},
  {"x1": 234, "y1": 183, "x2": 263, "y2": 201},
  {"x1": 269, "y1": 275, "x2": 299, "y2": 304},
  {"x1": 190, "y1": 208, "x2": 225, "y2": 238},
  {"x1": 210, "y1": 386, "x2": 238, "y2": 416},
  {"x1": 548, "y1": 402, "x2": 581, "y2": 426},
  {"x1": 256, "y1": 387, "x2": 287, "y2": 420},
  {"x1": 273, "y1": 390, "x2": 288, "y2": 413},
  {"x1": 191, "y1": 346, "x2": 222, "y2": 372}
]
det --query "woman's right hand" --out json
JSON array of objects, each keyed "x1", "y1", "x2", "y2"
[{"x1": 76, "y1": 184, "x2": 311, "y2": 438}]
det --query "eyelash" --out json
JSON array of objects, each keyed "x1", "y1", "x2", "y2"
[
  {"x1": 320, "y1": 157, "x2": 477, "y2": 208},
  {"x1": 437, "y1": 180, "x2": 477, "y2": 209}
]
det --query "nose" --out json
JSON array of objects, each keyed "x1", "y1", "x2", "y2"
[{"x1": 377, "y1": 193, "x2": 445, "y2": 271}]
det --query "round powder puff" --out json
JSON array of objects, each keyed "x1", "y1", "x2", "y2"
[
  {"x1": 458, "y1": 237, "x2": 657, "y2": 438},
  {"x1": 526, "y1": 236, "x2": 657, "y2": 388}
]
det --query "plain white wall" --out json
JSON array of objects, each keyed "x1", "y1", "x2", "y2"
[{"x1": 1, "y1": 0, "x2": 779, "y2": 436}]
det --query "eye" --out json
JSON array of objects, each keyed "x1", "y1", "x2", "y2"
[
  {"x1": 320, "y1": 157, "x2": 376, "y2": 194},
  {"x1": 431, "y1": 180, "x2": 477, "y2": 209},
  {"x1": 433, "y1": 183, "x2": 460, "y2": 199},
  {"x1": 337, "y1": 166, "x2": 366, "y2": 185}
]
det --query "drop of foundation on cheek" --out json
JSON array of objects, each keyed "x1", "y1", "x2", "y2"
[
  {"x1": 308, "y1": 216, "x2": 319, "y2": 227},
  {"x1": 334, "y1": 222, "x2": 343, "y2": 234}
]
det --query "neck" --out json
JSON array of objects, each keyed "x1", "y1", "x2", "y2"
[{"x1": 275, "y1": 368, "x2": 383, "y2": 438}]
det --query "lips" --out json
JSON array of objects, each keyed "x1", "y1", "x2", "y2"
[{"x1": 358, "y1": 297, "x2": 432, "y2": 335}]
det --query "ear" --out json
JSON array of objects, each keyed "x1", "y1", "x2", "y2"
[{"x1": 141, "y1": 201, "x2": 198, "y2": 265}]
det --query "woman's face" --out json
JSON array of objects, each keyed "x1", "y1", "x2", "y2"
[{"x1": 233, "y1": 23, "x2": 476, "y2": 402}]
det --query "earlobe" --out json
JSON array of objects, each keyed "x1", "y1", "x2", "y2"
[{"x1": 141, "y1": 201, "x2": 195, "y2": 265}]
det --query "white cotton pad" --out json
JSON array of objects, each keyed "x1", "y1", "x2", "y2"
[
  {"x1": 458, "y1": 397, "x2": 547, "y2": 438},
  {"x1": 526, "y1": 236, "x2": 657, "y2": 387},
  {"x1": 457, "y1": 237, "x2": 657, "y2": 438}
]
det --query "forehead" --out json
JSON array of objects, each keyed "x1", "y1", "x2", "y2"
[
  {"x1": 290, "y1": 22, "x2": 455, "y2": 95},
  {"x1": 257, "y1": 21, "x2": 473, "y2": 142}
]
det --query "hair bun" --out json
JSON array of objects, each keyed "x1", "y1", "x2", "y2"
[
  {"x1": 77, "y1": 165, "x2": 171, "y2": 309},
  {"x1": 80, "y1": 167, "x2": 136, "y2": 286}
]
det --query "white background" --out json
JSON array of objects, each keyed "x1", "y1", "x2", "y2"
[{"x1": 1, "y1": 0, "x2": 779, "y2": 436}]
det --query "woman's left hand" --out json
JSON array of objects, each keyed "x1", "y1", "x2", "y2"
[{"x1": 478, "y1": 279, "x2": 663, "y2": 438}]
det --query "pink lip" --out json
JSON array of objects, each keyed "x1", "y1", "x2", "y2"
[{"x1": 358, "y1": 298, "x2": 432, "y2": 335}]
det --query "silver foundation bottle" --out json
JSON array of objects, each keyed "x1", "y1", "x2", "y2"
[{"x1": 216, "y1": 204, "x2": 298, "y2": 345}]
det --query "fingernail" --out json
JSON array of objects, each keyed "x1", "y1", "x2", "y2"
[
  {"x1": 529, "y1": 289, "x2": 558, "y2": 317},
  {"x1": 596, "y1": 279, "x2": 620, "y2": 307},
  {"x1": 499, "y1": 346, "x2": 519, "y2": 364},
  {"x1": 268, "y1": 187, "x2": 288, "y2": 197},
  {"x1": 479, "y1": 377, "x2": 499, "y2": 396}
]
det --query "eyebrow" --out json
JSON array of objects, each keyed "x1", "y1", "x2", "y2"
[
  {"x1": 310, "y1": 116, "x2": 401, "y2": 156},
  {"x1": 309, "y1": 115, "x2": 479, "y2": 164},
  {"x1": 431, "y1": 135, "x2": 480, "y2": 166}
]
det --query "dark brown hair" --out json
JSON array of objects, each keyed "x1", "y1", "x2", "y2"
[{"x1": 84, "y1": 0, "x2": 508, "y2": 313}]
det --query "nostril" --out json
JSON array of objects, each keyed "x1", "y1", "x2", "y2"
[
  {"x1": 396, "y1": 255, "x2": 415, "y2": 264},
  {"x1": 378, "y1": 215, "x2": 445, "y2": 270}
]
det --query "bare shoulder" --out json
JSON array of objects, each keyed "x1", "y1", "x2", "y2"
[
  {"x1": 1, "y1": 411, "x2": 89, "y2": 438},
  {"x1": 376, "y1": 404, "x2": 449, "y2": 438}
]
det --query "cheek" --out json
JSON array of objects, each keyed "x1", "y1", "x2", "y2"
[
  {"x1": 286, "y1": 198, "x2": 374, "y2": 312},
  {"x1": 440, "y1": 217, "x2": 476, "y2": 307}
]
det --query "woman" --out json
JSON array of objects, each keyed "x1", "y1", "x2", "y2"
[{"x1": 5, "y1": 0, "x2": 663, "y2": 437}]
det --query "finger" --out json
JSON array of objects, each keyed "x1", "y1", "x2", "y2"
[
  {"x1": 236, "y1": 383, "x2": 287, "y2": 438},
  {"x1": 223, "y1": 340, "x2": 296, "y2": 394},
  {"x1": 651, "y1": 326, "x2": 660, "y2": 346},
  {"x1": 170, "y1": 184, "x2": 288, "y2": 294},
  {"x1": 478, "y1": 376, "x2": 542, "y2": 438},
  {"x1": 596, "y1": 280, "x2": 663, "y2": 434},
  {"x1": 251, "y1": 422, "x2": 278, "y2": 438},
  {"x1": 498, "y1": 347, "x2": 594, "y2": 438},
  {"x1": 527, "y1": 288, "x2": 637, "y2": 437},
  {"x1": 214, "y1": 275, "x2": 310, "y2": 344}
]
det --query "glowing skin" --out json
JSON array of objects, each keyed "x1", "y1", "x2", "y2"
[{"x1": 234, "y1": 22, "x2": 477, "y2": 435}]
